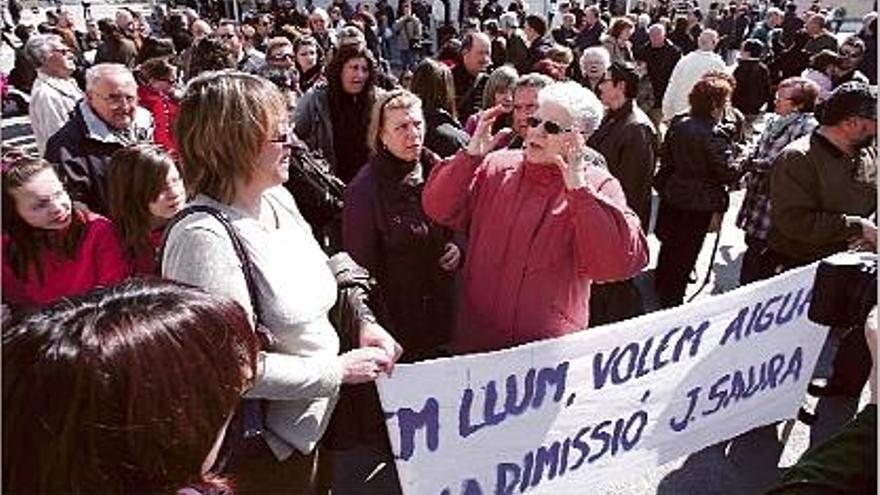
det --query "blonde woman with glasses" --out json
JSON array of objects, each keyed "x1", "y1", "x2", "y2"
[{"x1": 163, "y1": 71, "x2": 401, "y2": 494}]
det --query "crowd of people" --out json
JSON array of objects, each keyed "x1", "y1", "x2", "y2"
[{"x1": 0, "y1": 0, "x2": 877, "y2": 493}]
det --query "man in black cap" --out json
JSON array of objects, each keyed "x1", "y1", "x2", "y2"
[
  {"x1": 767, "y1": 81, "x2": 877, "y2": 398},
  {"x1": 587, "y1": 61, "x2": 657, "y2": 325}
]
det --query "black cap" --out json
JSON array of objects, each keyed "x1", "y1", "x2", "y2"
[{"x1": 817, "y1": 82, "x2": 877, "y2": 125}]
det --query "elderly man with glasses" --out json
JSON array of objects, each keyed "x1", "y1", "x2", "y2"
[
  {"x1": 423, "y1": 81, "x2": 648, "y2": 354},
  {"x1": 44, "y1": 63, "x2": 154, "y2": 215}
]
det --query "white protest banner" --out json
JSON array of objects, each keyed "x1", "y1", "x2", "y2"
[{"x1": 376, "y1": 263, "x2": 829, "y2": 495}]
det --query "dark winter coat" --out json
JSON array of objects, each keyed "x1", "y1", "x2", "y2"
[
  {"x1": 342, "y1": 148, "x2": 456, "y2": 358},
  {"x1": 452, "y1": 63, "x2": 487, "y2": 123},
  {"x1": 655, "y1": 114, "x2": 739, "y2": 213},
  {"x1": 637, "y1": 40, "x2": 681, "y2": 106},
  {"x1": 732, "y1": 58, "x2": 772, "y2": 115},
  {"x1": 423, "y1": 107, "x2": 469, "y2": 159},
  {"x1": 587, "y1": 100, "x2": 658, "y2": 231},
  {"x1": 44, "y1": 102, "x2": 154, "y2": 215}
]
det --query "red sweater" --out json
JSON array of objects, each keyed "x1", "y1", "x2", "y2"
[
  {"x1": 137, "y1": 84, "x2": 179, "y2": 154},
  {"x1": 423, "y1": 150, "x2": 649, "y2": 353},
  {"x1": 2, "y1": 211, "x2": 130, "y2": 308},
  {"x1": 130, "y1": 228, "x2": 164, "y2": 276}
]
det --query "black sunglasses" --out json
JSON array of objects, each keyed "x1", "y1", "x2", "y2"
[
  {"x1": 526, "y1": 116, "x2": 574, "y2": 135},
  {"x1": 270, "y1": 53, "x2": 296, "y2": 61}
]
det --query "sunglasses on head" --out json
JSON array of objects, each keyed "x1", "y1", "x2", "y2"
[{"x1": 526, "y1": 116, "x2": 574, "y2": 135}]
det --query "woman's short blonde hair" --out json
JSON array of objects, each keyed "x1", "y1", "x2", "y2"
[
  {"x1": 367, "y1": 89, "x2": 422, "y2": 155},
  {"x1": 175, "y1": 71, "x2": 288, "y2": 203},
  {"x1": 266, "y1": 36, "x2": 293, "y2": 58}
]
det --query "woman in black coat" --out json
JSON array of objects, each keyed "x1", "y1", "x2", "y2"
[
  {"x1": 342, "y1": 89, "x2": 462, "y2": 361},
  {"x1": 653, "y1": 72, "x2": 740, "y2": 308}
]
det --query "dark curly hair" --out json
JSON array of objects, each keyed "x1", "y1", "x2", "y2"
[{"x1": 187, "y1": 35, "x2": 236, "y2": 79}]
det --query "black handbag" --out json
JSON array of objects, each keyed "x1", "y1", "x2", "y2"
[
  {"x1": 284, "y1": 139, "x2": 346, "y2": 232},
  {"x1": 158, "y1": 204, "x2": 276, "y2": 473}
]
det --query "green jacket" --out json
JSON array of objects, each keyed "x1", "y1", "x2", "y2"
[{"x1": 768, "y1": 131, "x2": 876, "y2": 262}]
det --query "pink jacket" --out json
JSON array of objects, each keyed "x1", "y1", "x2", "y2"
[{"x1": 423, "y1": 149, "x2": 648, "y2": 353}]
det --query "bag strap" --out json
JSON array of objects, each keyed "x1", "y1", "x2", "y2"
[{"x1": 158, "y1": 204, "x2": 273, "y2": 348}]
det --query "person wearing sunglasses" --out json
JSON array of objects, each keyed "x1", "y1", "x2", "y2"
[
  {"x1": 833, "y1": 36, "x2": 870, "y2": 89},
  {"x1": 422, "y1": 81, "x2": 648, "y2": 354},
  {"x1": 265, "y1": 37, "x2": 297, "y2": 71},
  {"x1": 587, "y1": 61, "x2": 657, "y2": 327}
]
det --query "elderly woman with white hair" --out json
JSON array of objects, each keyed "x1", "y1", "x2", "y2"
[
  {"x1": 579, "y1": 45, "x2": 611, "y2": 94},
  {"x1": 423, "y1": 81, "x2": 648, "y2": 354}
]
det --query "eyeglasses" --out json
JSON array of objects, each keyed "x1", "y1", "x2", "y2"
[
  {"x1": 526, "y1": 116, "x2": 574, "y2": 135},
  {"x1": 95, "y1": 93, "x2": 137, "y2": 106},
  {"x1": 270, "y1": 53, "x2": 295, "y2": 61}
]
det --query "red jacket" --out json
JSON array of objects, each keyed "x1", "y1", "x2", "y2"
[
  {"x1": 2, "y1": 210, "x2": 130, "y2": 308},
  {"x1": 423, "y1": 149, "x2": 648, "y2": 353},
  {"x1": 137, "y1": 84, "x2": 179, "y2": 154}
]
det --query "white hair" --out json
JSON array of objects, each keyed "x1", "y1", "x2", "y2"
[
  {"x1": 499, "y1": 11, "x2": 519, "y2": 30},
  {"x1": 85, "y1": 63, "x2": 136, "y2": 92},
  {"x1": 697, "y1": 29, "x2": 718, "y2": 51},
  {"x1": 648, "y1": 23, "x2": 666, "y2": 35},
  {"x1": 310, "y1": 7, "x2": 329, "y2": 22},
  {"x1": 24, "y1": 34, "x2": 63, "y2": 66},
  {"x1": 637, "y1": 13, "x2": 650, "y2": 27},
  {"x1": 580, "y1": 46, "x2": 611, "y2": 72},
  {"x1": 537, "y1": 81, "x2": 604, "y2": 137}
]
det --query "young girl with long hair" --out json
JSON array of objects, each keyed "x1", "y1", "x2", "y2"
[
  {"x1": 1, "y1": 157, "x2": 128, "y2": 309},
  {"x1": 106, "y1": 145, "x2": 186, "y2": 275}
]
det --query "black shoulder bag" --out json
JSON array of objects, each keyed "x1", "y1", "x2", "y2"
[{"x1": 158, "y1": 204, "x2": 275, "y2": 473}]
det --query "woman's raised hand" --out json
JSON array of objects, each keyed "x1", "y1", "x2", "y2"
[{"x1": 466, "y1": 105, "x2": 510, "y2": 157}]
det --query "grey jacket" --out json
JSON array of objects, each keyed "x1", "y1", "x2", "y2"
[{"x1": 295, "y1": 83, "x2": 337, "y2": 171}]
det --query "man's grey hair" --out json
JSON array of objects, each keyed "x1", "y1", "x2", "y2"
[
  {"x1": 85, "y1": 63, "x2": 136, "y2": 92},
  {"x1": 637, "y1": 13, "x2": 651, "y2": 27},
  {"x1": 24, "y1": 34, "x2": 63, "y2": 66},
  {"x1": 515, "y1": 73, "x2": 553, "y2": 92},
  {"x1": 537, "y1": 81, "x2": 604, "y2": 137},
  {"x1": 766, "y1": 7, "x2": 783, "y2": 18},
  {"x1": 697, "y1": 29, "x2": 719, "y2": 51},
  {"x1": 648, "y1": 23, "x2": 666, "y2": 36}
]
